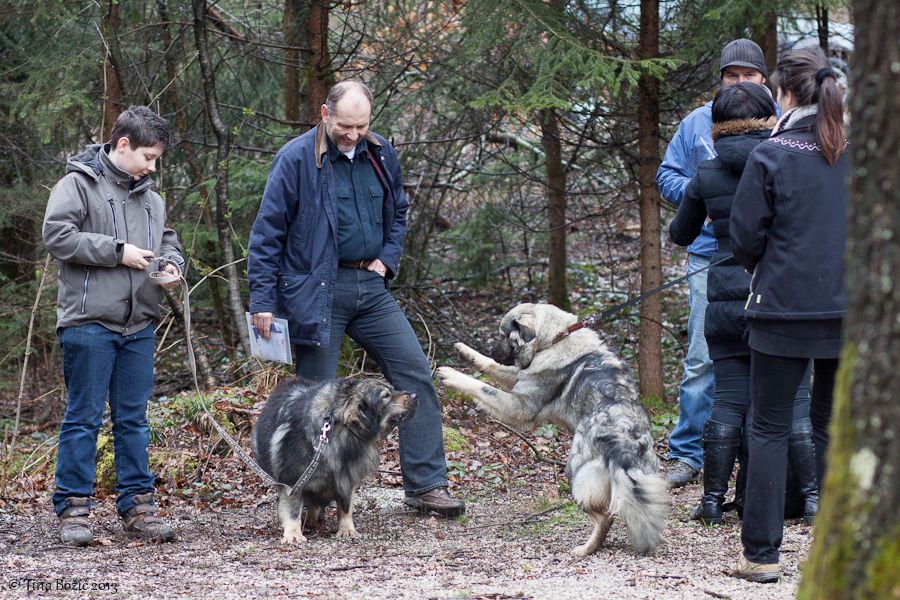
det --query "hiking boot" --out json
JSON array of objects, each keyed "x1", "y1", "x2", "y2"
[
  {"x1": 666, "y1": 459, "x2": 700, "y2": 488},
  {"x1": 121, "y1": 494, "x2": 175, "y2": 542},
  {"x1": 58, "y1": 497, "x2": 93, "y2": 546},
  {"x1": 731, "y1": 554, "x2": 781, "y2": 583},
  {"x1": 403, "y1": 488, "x2": 466, "y2": 518}
]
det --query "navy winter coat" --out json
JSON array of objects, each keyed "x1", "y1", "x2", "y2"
[
  {"x1": 248, "y1": 124, "x2": 409, "y2": 346},
  {"x1": 670, "y1": 118, "x2": 774, "y2": 360},
  {"x1": 730, "y1": 114, "x2": 848, "y2": 321}
]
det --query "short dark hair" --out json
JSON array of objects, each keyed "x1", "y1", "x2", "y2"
[
  {"x1": 324, "y1": 80, "x2": 374, "y2": 114},
  {"x1": 110, "y1": 106, "x2": 170, "y2": 150},
  {"x1": 711, "y1": 82, "x2": 776, "y2": 123}
]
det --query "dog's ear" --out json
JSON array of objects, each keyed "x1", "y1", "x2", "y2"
[{"x1": 512, "y1": 312, "x2": 536, "y2": 345}]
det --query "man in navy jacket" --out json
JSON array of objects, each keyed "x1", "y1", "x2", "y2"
[{"x1": 248, "y1": 80, "x2": 464, "y2": 517}]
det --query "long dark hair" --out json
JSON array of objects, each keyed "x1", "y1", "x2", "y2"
[{"x1": 772, "y1": 47, "x2": 846, "y2": 165}]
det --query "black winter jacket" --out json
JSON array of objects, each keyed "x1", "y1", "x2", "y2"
[
  {"x1": 670, "y1": 119, "x2": 774, "y2": 359},
  {"x1": 730, "y1": 114, "x2": 848, "y2": 321}
]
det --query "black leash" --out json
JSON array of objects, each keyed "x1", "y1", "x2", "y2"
[{"x1": 552, "y1": 254, "x2": 732, "y2": 344}]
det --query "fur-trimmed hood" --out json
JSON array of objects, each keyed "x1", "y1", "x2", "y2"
[
  {"x1": 712, "y1": 119, "x2": 774, "y2": 175},
  {"x1": 711, "y1": 117, "x2": 776, "y2": 141}
]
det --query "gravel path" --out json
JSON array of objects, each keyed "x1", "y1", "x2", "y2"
[{"x1": 1, "y1": 481, "x2": 812, "y2": 599}]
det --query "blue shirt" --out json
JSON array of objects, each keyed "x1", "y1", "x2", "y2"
[{"x1": 327, "y1": 137, "x2": 384, "y2": 262}]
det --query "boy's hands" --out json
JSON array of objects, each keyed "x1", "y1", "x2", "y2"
[{"x1": 121, "y1": 243, "x2": 155, "y2": 269}]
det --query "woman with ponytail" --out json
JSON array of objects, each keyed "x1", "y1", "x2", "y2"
[{"x1": 728, "y1": 46, "x2": 848, "y2": 583}]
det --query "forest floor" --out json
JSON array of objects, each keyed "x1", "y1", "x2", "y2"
[{"x1": 1, "y1": 390, "x2": 813, "y2": 600}]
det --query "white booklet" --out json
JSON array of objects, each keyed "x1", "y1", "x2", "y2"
[{"x1": 245, "y1": 312, "x2": 293, "y2": 365}]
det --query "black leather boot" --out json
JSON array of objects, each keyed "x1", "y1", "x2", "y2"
[
  {"x1": 691, "y1": 420, "x2": 742, "y2": 525},
  {"x1": 788, "y1": 417, "x2": 819, "y2": 525}
]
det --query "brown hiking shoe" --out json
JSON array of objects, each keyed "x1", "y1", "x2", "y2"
[
  {"x1": 731, "y1": 554, "x2": 781, "y2": 583},
  {"x1": 121, "y1": 494, "x2": 175, "y2": 542},
  {"x1": 58, "y1": 497, "x2": 93, "y2": 546},
  {"x1": 403, "y1": 488, "x2": 465, "y2": 518}
]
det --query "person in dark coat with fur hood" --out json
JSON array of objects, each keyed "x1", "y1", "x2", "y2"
[{"x1": 669, "y1": 82, "x2": 818, "y2": 530}]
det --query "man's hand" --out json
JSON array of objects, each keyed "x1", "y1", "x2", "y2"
[
  {"x1": 160, "y1": 263, "x2": 181, "y2": 290},
  {"x1": 366, "y1": 259, "x2": 388, "y2": 278},
  {"x1": 252, "y1": 312, "x2": 274, "y2": 340},
  {"x1": 121, "y1": 243, "x2": 155, "y2": 269}
]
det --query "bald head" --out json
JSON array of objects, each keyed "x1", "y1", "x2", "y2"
[
  {"x1": 321, "y1": 80, "x2": 373, "y2": 152},
  {"x1": 324, "y1": 80, "x2": 374, "y2": 114}
]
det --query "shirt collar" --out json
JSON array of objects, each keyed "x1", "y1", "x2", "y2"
[{"x1": 326, "y1": 136, "x2": 368, "y2": 162}]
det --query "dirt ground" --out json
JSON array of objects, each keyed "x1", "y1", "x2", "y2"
[{"x1": 1, "y1": 474, "x2": 813, "y2": 599}]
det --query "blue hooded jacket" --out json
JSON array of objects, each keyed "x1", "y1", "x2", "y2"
[
  {"x1": 656, "y1": 102, "x2": 717, "y2": 257},
  {"x1": 247, "y1": 123, "x2": 408, "y2": 347}
]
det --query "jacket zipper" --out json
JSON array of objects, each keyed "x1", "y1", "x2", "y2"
[
  {"x1": 80, "y1": 267, "x2": 91, "y2": 314},
  {"x1": 108, "y1": 199, "x2": 120, "y2": 240},
  {"x1": 146, "y1": 207, "x2": 153, "y2": 249}
]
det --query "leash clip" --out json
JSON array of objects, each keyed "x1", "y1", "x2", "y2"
[{"x1": 320, "y1": 420, "x2": 331, "y2": 443}]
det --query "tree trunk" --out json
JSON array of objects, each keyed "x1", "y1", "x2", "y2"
[
  {"x1": 192, "y1": 0, "x2": 251, "y2": 359},
  {"x1": 305, "y1": 0, "x2": 329, "y2": 128},
  {"x1": 100, "y1": 0, "x2": 124, "y2": 141},
  {"x1": 158, "y1": 0, "x2": 235, "y2": 358},
  {"x1": 797, "y1": 1, "x2": 899, "y2": 597},
  {"x1": 283, "y1": 0, "x2": 306, "y2": 126},
  {"x1": 815, "y1": 4, "x2": 830, "y2": 51},
  {"x1": 751, "y1": 11, "x2": 778, "y2": 80},
  {"x1": 539, "y1": 108, "x2": 569, "y2": 310},
  {"x1": 637, "y1": 0, "x2": 663, "y2": 401}
]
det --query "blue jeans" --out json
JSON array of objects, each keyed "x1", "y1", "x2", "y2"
[
  {"x1": 295, "y1": 267, "x2": 449, "y2": 495},
  {"x1": 667, "y1": 254, "x2": 715, "y2": 470},
  {"x1": 53, "y1": 323, "x2": 156, "y2": 516}
]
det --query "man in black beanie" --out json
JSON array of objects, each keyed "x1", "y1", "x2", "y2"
[{"x1": 656, "y1": 39, "x2": 769, "y2": 488}]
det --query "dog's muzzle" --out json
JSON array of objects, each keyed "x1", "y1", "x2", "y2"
[
  {"x1": 490, "y1": 340, "x2": 516, "y2": 366},
  {"x1": 390, "y1": 392, "x2": 418, "y2": 424}
]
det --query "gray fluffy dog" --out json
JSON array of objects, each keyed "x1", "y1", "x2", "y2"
[
  {"x1": 253, "y1": 378, "x2": 417, "y2": 543},
  {"x1": 437, "y1": 303, "x2": 667, "y2": 555}
]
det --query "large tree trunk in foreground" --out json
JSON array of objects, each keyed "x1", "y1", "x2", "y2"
[
  {"x1": 193, "y1": 0, "x2": 250, "y2": 359},
  {"x1": 798, "y1": 1, "x2": 900, "y2": 597},
  {"x1": 637, "y1": 0, "x2": 663, "y2": 401}
]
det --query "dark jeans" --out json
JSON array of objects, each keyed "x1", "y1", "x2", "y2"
[
  {"x1": 710, "y1": 356, "x2": 810, "y2": 427},
  {"x1": 742, "y1": 350, "x2": 838, "y2": 564},
  {"x1": 53, "y1": 323, "x2": 156, "y2": 516},
  {"x1": 295, "y1": 267, "x2": 449, "y2": 495}
]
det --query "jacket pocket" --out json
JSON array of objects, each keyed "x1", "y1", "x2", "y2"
[
  {"x1": 277, "y1": 273, "x2": 326, "y2": 341},
  {"x1": 369, "y1": 184, "x2": 384, "y2": 224}
]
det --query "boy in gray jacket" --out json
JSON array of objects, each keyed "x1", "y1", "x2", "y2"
[{"x1": 43, "y1": 106, "x2": 184, "y2": 545}]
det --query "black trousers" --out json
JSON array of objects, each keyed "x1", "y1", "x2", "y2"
[
  {"x1": 742, "y1": 350, "x2": 838, "y2": 563},
  {"x1": 710, "y1": 356, "x2": 810, "y2": 427}
]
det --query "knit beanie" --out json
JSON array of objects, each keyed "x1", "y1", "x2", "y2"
[{"x1": 720, "y1": 39, "x2": 768, "y2": 79}]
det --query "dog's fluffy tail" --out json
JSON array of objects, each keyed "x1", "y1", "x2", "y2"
[
  {"x1": 611, "y1": 466, "x2": 668, "y2": 554},
  {"x1": 572, "y1": 460, "x2": 667, "y2": 554}
]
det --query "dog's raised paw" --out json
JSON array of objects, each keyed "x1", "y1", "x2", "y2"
[
  {"x1": 436, "y1": 367, "x2": 473, "y2": 392},
  {"x1": 454, "y1": 343, "x2": 492, "y2": 369}
]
